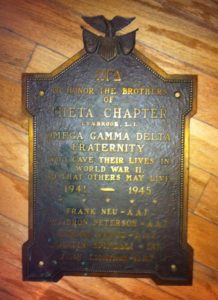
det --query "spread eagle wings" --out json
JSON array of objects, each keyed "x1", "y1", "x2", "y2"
[
  {"x1": 82, "y1": 15, "x2": 135, "y2": 33},
  {"x1": 81, "y1": 27, "x2": 99, "y2": 53},
  {"x1": 118, "y1": 29, "x2": 138, "y2": 54}
]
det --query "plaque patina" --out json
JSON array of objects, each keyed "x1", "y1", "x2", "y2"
[{"x1": 22, "y1": 16, "x2": 197, "y2": 284}]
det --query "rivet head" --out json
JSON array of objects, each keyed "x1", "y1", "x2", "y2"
[
  {"x1": 171, "y1": 264, "x2": 177, "y2": 272},
  {"x1": 38, "y1": 260, "x2": 44, "y2": 268},
  {"x1": 39, "y1": 90, "x2": 45, "y2": 97},
  {"x1": 174, "y1": 91, "x2": 181, "y2": 98}
]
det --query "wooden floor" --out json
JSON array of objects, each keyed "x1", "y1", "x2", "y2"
[{"x1": 0, "y1": 0, "x2": 218, "y2": 299}]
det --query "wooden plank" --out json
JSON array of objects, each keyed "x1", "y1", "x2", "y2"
[
  {"x1": 195, "y1": 176, "x2": 218, "y2": 224},
  {"x1": 0, "y1": 45, "x2": 66, "y2": 131},
  {"x1": 136, "y1": 43, "x2": 218, "y2": 129},
  {"x1": 63, "y1": 277, "x2": 178, "y2": 300},
  {"x1": 158, "y1": 262, "x2": 218, "y2": 300},
  {"x1": 0, "y1": 27, "x2": 35, "y2": 82},
  {"x1": 188, "y1": 212, "x2": 218, "y2": 270},
  {"x1": 188, "y1": 165, "x2": 210, "y2": 211},
  {"x1": 0, "y1": 260, "x2": 84, "y2": 300},
  {"x1": 0, "y1": 116, "x2": 27, "y2": 134},
  {"x1": 190, "y1": 119, "x2": 218, "y2": 177},
  {"x1": 0, "y1": 121, "x2": 28, "y2": 180},
  {"x1": 0, "y1": 0, "x2": 217, "y2": 76},
  {"x1": 0, "y1": 75, "x2": 28, "y2": 130},
  {"x1": 0, "y1": 170, "x2": 28, "y2": 226},
  {"x1": 194, "y1": 75, "x2": 218, "y2": 129},
  {"x1": 0, "y1": 0, "x2": 83, "y2": 57},
  {"x1": 162, "y1": 0, "x2": 218, "y2": 30},
  {"x1": 26, "y1": 45, "x2": 67, "y2": 73},
  {"x1": 58, "y1": 0, "x2": 218, "y2": 76},
  {"x1": 0, "y1": 215, "x2": 26, "y2": 269}
]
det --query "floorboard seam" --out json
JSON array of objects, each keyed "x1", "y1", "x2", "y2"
[{"x1": 0, "y1": 167, "x2": 28, "y2": 182}]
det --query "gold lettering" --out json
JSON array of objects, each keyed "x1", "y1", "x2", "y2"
[
  {"x1": 90, "y1": 131, "x2": 130, "y2": 141},
  {"x1": 101, "y1": 208, "x2": 118, "y2": 215},
  {"x1": 71, "y1": 143, "x2": 144, "y2": 153},
  {"x1": 96, "y1": 69, "x2": 122, "y2": 81},
  {"x1": 54, "y1": 107, "x2": 93, "y2": 118},
  {"x1": 136, "y1": 132, "x2": 170, "y2": 141},
  {"x1": 129, "y1": 157, "x2": 154, "y2": 165},
  {"x1": 122, "y1": 87, "x2": 167, "y2": 96},
  {"x1": 99, "y1": 157, "x2": 124, "y2": 164},
  {"x1": 92, "y1": 218, "x2": 137, "y2": 227},
  {"x1": 149, "y1": 175, "x2": 169, "y2": 182},
  {"x1": 126, "y1": 175, "x2": 144, "y2": 182},
  {"x1": 114, "y1": 70, "x2": 121, "y2": 81},
  {"x1": 47, "y1": 131, "x2": 83, "y2": 140},
  {"x1": 110, "y1": 166, "x2": 129, "y2": 173},
  {"x1": 104, "y1": 107, "x2": 167, "y2": 119},
  {"x1": 88, "y1": 174, "x2": 121, "y2": 181}
]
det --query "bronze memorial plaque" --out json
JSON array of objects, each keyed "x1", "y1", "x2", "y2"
[{"x1": 22, "y1": 16, "x2": 197, "y2": 284}]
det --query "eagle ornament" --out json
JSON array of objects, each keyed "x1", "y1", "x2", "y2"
[{"x1": 82, "y1": 15, "x2": 138, "y2": 61}]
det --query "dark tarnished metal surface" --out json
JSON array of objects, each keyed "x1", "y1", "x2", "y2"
[{"x1": 22, "y1": 16, "x2": 197, "y2": 284}]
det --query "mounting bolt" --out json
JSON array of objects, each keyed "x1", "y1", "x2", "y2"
[
  {"x1": 39, "y1": 90, "x2": 45, "y2": 97},
  {"x1": 171, "y1": 264, "x2": 177, "y2": 272},
  {"x1": 174, "y1": 91, "x2": 181, "y2": 98},
  {"x1": 38, "y1": 260, "x2": 44, "y2": 268}
]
